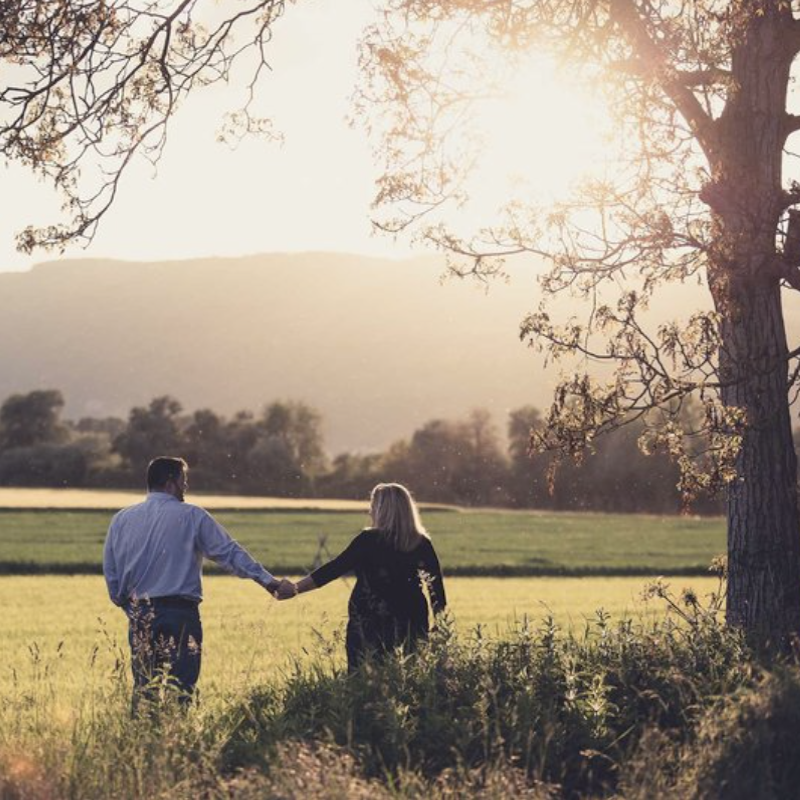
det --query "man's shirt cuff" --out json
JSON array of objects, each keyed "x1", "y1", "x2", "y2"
[{"x1": 256, "y1": 569, "x2": 276, "y2": 588}]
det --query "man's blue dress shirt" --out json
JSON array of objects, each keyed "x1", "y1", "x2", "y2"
[{"x1": 103, "y1": 491, "x2": 274, "y2": 604}]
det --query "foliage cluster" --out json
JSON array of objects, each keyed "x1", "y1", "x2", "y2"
[
  {"x1": 5, "y1": 584, "x2": 800, "y2": 799},
  {"x1": 0, "y1": 390, "x2": 328, "y2": 499},
  {"x1": 0, "y1": 388, "x2": 731, "y2": 513}
]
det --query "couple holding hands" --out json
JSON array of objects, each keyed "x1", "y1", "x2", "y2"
[{"x1": 103, "y1": 457, "x2": 447, "y2": 704}]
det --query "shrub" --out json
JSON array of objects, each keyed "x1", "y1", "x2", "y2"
[
  {"x1": 223, "y1": 595, "x2": 756, "y2": 797},
  {"x1": 622, "y1": 668, "x2": 800, "y2": 800}
]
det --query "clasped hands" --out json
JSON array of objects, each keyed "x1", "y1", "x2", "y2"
[{"x1": 268, "y1": 577, "x2": 299, "y2": 601}]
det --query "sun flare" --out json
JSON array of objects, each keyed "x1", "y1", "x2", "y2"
[{"x1": 458, "y1": 55, "x2": 614, "y2": 229}]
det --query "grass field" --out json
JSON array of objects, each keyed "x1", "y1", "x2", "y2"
[
  {"x1": 0, "y1": 507, "x2": 726, "y2": 575},
  {"x1": 0, "y1": 574, "x2": 720, "y2": 705},
  {"x1": 0, "y1": 494, "x2": 733, "y2": 797},
  {"x1": 0, "y1": 491, "x2": 728, "y2": 725}
]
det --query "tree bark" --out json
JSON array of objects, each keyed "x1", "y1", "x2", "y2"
[
  {"x1": 704, "y1": 5, "x2": 800, "y2": 647},
  {"x1": 719, "y1": 280, "x2": 800, "y2": 646}
]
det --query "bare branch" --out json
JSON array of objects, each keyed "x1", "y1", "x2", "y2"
[{"x1": 1, "y1": 0, "x2": 286, "y2": 251}]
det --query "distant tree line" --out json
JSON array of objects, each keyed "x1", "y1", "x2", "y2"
[{"x1": 0, "y1": 388, "x2": 737, "y2": 514}]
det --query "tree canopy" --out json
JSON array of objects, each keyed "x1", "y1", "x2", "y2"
[
  {"x1": 0, "y1": 389, "x2": 67, "y2": 449},
  {"x1": 358, "y1": 1, "x2": 800, "y2": 644}
]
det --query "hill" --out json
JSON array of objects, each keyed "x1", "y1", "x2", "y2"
[{"x1": 0, "y1": 253, "x2": 553, "y2": 451}]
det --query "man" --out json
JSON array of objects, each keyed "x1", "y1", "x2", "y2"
[{"x1": 103, "y1": 456, "x2": 293, "y2": 707}]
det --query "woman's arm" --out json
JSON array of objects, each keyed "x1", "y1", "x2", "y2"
[
  {"x1": 295, "y1": 575, "x2": 318, "y2": 595},
  {"x1": 277, "y1": 535, "x2": 365, "y2": 600},
  {"x1": 309, "y1": 531, "x2": 366, "y2": 588}
]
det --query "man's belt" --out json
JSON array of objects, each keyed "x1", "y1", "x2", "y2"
[{"x1": 126, "y1": 595, "x2": 199, "y2": 609}]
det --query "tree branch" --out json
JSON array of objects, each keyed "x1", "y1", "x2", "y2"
[
  {"x1": 609, "y1": 0, "x2": 718, "y2": 161},
  {"x1": 785, "y1": 113, "x2": 800, "y2": 138},
  {"x1": 674, "y1": 67, "x2": 731, "y2": 88},
  {"x1": 1, "y1": 0, "x2": 286, "y2": 251}
]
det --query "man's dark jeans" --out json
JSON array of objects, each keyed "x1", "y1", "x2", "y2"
[{"x1": 125, "y1": 597, "x2": 202, "y2": 710}]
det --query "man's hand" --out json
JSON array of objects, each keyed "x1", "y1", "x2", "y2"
[
  {"x1": 266, "y1": 577, "x2": 297, "y2": 600},
  {"x1": 275, "y1": 579, "x2": 298, "y2": 601}
]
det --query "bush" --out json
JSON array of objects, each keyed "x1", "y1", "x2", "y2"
[
  {"x1": 622, "y1": 667, "x2": 800, "y2": 800},
  {"x1": 0, "y1": 443, "x2": 90, "y2": 487},
  {"x1": 223, "y1": 596, "x2": 756, "y2": 797}
]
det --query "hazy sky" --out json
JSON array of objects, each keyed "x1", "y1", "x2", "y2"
[
  {"x1": 1, "y1": 1, "x2": 398, "y2": 272},
  {"x1": 1, "y1": 0, "x2": 615, "y2": 274}
]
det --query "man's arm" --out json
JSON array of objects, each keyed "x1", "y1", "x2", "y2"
[{"x1": 196, "y1": 510, "x2": 292, "y2": 596}]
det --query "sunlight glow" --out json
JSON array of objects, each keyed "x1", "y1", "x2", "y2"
[{"x1": 457, "y1": 55, "x2": 613, "y2": 230}]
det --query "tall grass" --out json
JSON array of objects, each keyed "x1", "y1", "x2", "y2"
[
  {"x1": 222, "y1": 582, "x2": 753, "y2": 796},
  {"x1": 3, "y1": 584, "x2": 800, "y2": 799}
]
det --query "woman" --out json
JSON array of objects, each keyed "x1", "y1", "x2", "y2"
[{"x1": 285, "y1": 483, "x2": 446, "y2": 671}]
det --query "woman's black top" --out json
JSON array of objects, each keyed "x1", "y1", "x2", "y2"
[{"x1": 311, "y1": 528, "x2": 446, "y2": 656}]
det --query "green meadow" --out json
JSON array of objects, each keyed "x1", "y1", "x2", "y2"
[{"x1": 0, "y1": 507, "x2": 725, "y2": 575}]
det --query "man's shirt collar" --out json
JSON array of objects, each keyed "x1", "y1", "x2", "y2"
[{"x1": 146, "y1": 491, "x2": 178, "y2": 502}]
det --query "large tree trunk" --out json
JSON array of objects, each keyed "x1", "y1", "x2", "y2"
[
  {"x1": 707, "y1": 5, "x2": 800, "y2": 647},
  {"x1": 718, "y1": 280, "x2": 800, "y2": 645}
]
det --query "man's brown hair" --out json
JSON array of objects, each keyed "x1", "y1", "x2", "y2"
[{"x1": 146, "y1": 456, "x2": 188, "y2": 490}]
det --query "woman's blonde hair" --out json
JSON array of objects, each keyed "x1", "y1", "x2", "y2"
[{"x1": 369, "y1": 483, "x2": 429, "y2": 552}]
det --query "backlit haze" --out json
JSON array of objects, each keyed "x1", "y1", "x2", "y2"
[{"x1": 0, "y1": 0, "x2": 611, "y2": 274}]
